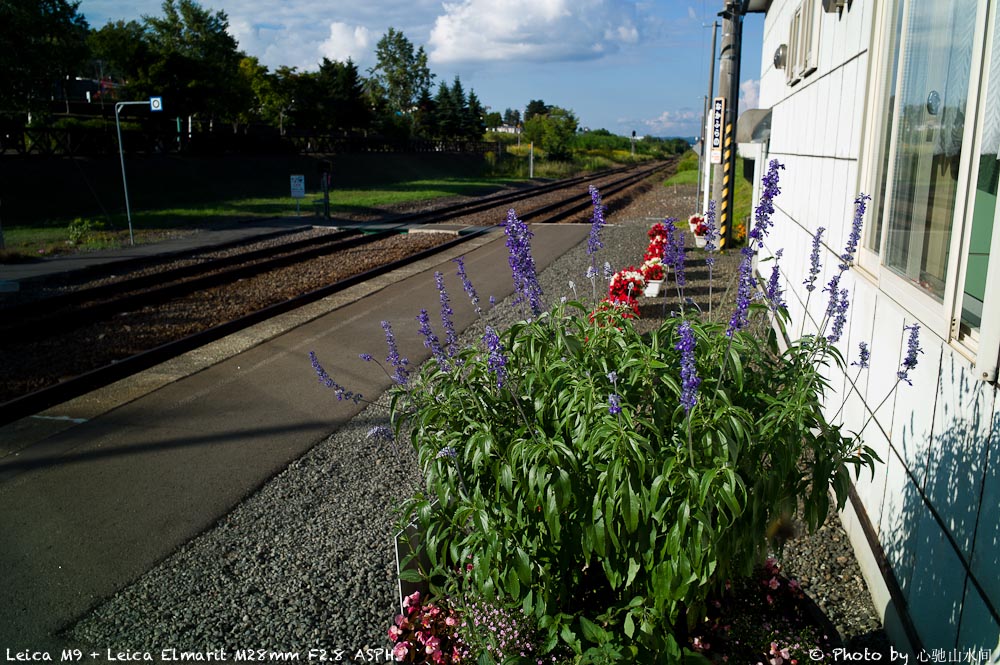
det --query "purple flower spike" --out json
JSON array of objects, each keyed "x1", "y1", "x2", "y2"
[
  {"x1": 805, "y1": 227, "x2": 825, "y2": 292},
  {"x1": 483, "y1": 326, "x2": 508, "y2": 389},
  {"x1": 381, "y1": 320, "x2": 409, "y2": 385},
  {"x1": 309, "y1": 351, "x2": 359, "y2": 402},
  {"x1": 608, "y1": 393, "x2": 622, "y2": 415},
  {"x1": 453, "y1": 256, "x2": 481, "y2": 316},
  {"x1": 767, "y1": 249, "x2": 785, "y2": 309},
  {"x1": 417, "y1": 309, "x2": 448, "y2": 369},
  {"x1": 897, "y1": 324, "x2": 923, "y2": 385},
  {"x1": 852, "y1": 341, "x2": 871, "y2": 369},
  {"x1": 587, "y1": 185, "x2": 606, "y2": 259},
  {"x1": 704, "y1": 200, "x2": 718, "y2": 267},
  {"x1": 435, "y1": 271, "x2": 458, "y2": 357},
  {"x1": 827, "y1": 288, "x2": 850, "y2": 343},
  {"x1": 503, "y1": 209, "x2": 543, "y2": 316},
  {"x1": 675, "y1": 320, "x2": 700, "y2": 414},
  {"x1": 840, "y1": 194, "x2": 871, "y2": 270},
  {"x1": 673, "y1": 230, "x2": 687, "y2": 289},
  {"x1": 747, "y1": 160, "x2": 785, "y2": 246}
]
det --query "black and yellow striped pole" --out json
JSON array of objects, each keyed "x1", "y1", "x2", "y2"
[{"x1": 711, "y1": 0, "x2": 743, "y2": 250}]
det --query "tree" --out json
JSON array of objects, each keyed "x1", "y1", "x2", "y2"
[
  {"x1": 464, "y1": 89, "x2": 485, "y2": 139},
  {"x1": 141, "y1": 0, "x2": 244, "y2": 123},
  {"x1": 88, "y1": 19, "x2": 151, "y2": 87},
  {"x1": 502, "y1": 108, "x2": 521, "y2": 126},
  {"x1": 0, "y1": 0, "x2": 90, "y2": 115},
  {"x1": 524, "y1": 99, "x2": 550, "y2": 122},
  {"x1": 484, "y1": 112, "x2": 503, "y2": 130},
  {"x1": 523, "y1": 106, "x2": 578, "y2": 160},
  {"x1": 365, "y1": 28, "x2": 433, "y2": 116}
]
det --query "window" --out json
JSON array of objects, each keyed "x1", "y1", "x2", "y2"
[
  {"x1": 862, "y1": 0, "x2": 999, "y2": 381},
  {"x1": 786, "y1": 0, "x2": 821, "y2": 85}
]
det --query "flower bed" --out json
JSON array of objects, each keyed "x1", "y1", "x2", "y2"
[{"x1": 310, "y1": 165, "x2": 920, "y2": 663}]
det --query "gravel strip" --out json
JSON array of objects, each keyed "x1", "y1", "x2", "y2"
[{"x1": 66, "y1": 178, "x2": 890, "y2": 659}]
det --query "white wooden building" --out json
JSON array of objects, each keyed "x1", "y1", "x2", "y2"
[{"x1": 741, "y1": 0, "x2": 1000, "y2": 656}]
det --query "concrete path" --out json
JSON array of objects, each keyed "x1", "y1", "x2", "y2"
[{"x1": 0, "y1": 223, "x2": 589, "y2": 651}]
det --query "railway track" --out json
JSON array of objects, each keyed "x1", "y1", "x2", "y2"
[{"x1": 0, "y1": 159, "x2": 672, "y2": 424}]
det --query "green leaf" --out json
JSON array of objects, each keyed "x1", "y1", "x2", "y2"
[
  {"x1": 625, "y1": 557, "x2": 640, "y2": 587},
  {"x1": 623, "y1": 613, "x2": 635, "y2": 639},
  {"x1": 397, "y1": 568, "x2": 423, "y2": 582},
  {"x1": 579, "y1": 616, "x2": 608, "y2": 644},
  {"x1": 515, "y1": 547, "x2": 532, "y2": 584}
]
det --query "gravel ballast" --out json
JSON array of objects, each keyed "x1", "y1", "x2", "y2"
[{"x1": 66, "y1": 179, "x2": 891, "y2": 660}]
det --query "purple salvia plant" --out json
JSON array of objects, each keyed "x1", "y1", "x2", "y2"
[
  {"x1": 852, "y1": 341, "x2": 870, "y2": 369},
  {"x1": 503, "y1": 209, "x2": 543, "y2": 316},
  {"x1": 587, "y1": 185, "x2": 606, "y2": 269},
  {"x1": 675, "y1": 320, "x2": 701, "y2": 414},
  {"x1": 381, "y1": 320, "x2": 409, "y2": 385},
  {"x1": 840, "y1": 194, "x2": 871, "y2": 271},
  {"x1": 727, "y1": 160, "x2": 784, "y2": 337},
  {"x1": 747, "y1": 159, "x2": 785, "y2": 245},
  {"x1": 608, "y1": 393, "x2": 622, "y2": 415},
  {"x1": 309, "y1": 351, "x2": 361, "y2": 403},
  {"x1": 805, "y1": 227, "x2": 825, "y2": 292},
  {"x1": 897, "y1": 324, "x2": 923, "y2": 385},
  {"x1": 417, "y1": 309, "x2": 448, "y2": 370},
  {"x1": 453, "y1": 256, "x2": 481, "y2": 317},
  {"x1": 366, "y1": 425, "x2": 393, "y2": 442},
  {"x1": 827, "y1": 288, "x2": 850, "y2": 343},
  {"x1": 483, "y1": 325, "x2": 508, "y2": 389},
  {"x1": 766, "y1": 249, "x2": 785, "y2": 310},
  {"x1": 434, "y1": 271, "x2": 458, "y2": 357},
  {"x1": 704, "y1": 200, "x2": 719, "y2": 265}
]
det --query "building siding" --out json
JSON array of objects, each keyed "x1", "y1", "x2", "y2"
[{"x1": 750, "y1": 0, "x2": 1000, "y2": 655}]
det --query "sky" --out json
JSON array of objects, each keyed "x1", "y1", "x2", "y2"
[{"x1": 77, "y1": 0, "x2": 764, "y2": 139}]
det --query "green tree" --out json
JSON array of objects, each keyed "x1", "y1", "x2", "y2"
[
  {"x1": 524, "y1": 99, "x2": 550, "y2": 122},
  {"x1": 365, "y1": 27, "x2": 433, "y2": 117},
  {"x1": 0, "y1": 0, "x2": 90, "y2": 115},
  {"x1": 484, "y1": 111, "x2": 502, "y2": 130},
  {"x1": 141, "y1": 0, "x2": 244, "y2": 123},
  {"x1": 523, "y1": 106, "x2": 578, "y2": 160},
  {"x1": 502, "y1": 107, "x2": 521, "y2": 126},
  {"x1": 464, "y1": 89, "x2": 485, "y2": 139},
  {"x1": 87, "y1": 19, "x2": 151, "y2": 87}
]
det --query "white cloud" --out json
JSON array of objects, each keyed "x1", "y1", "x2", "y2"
[
  {"x1": 636, "y1": 109, "x2": 702, "y2": 136},
  {"x1": 739, "y1": 78, "x2": 760, "y2": 114},
  {"x1": 319, "y1": 22, "x2": 373, "y2": 65},
  {"x1": 428, "y1": 0, "x2": 641, "y2": 64}
]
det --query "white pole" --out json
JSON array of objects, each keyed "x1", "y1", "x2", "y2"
[
  {"x1": 529, "y1": 142, "x2": 534, "y2": 178},
  {"x1": 115, "y1": 102, "x2": 137, "y2": 246}
]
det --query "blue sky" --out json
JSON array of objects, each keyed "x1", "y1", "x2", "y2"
[{"x1": 78, "y1": 0, "x2": 763, "y2": 139}]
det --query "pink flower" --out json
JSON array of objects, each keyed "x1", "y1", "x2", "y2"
[
  {"x1": 788, "y1": 578, "x2": 801, "y2": 593},
  {"x1": 445, "y1": 615, "x2": 458, "y2": 627},
  {"x1": 424, "y1": 636, "x2": 440, "y2": 654},
  {"x1": 769, "y1": 576, "x2": 780, "y2": 590},
  {"x1": 392, "y1": 641, "x2": 410, "y2": 661},
  {"x1": 431, "y1": 649, "x2": 445, "y2": 664},
  {"x1": 388, "y1": 625, "x2": 401, "y2": 641}
]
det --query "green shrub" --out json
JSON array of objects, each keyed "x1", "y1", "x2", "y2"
[{"x1": 67, "y1": 217, "x2": 104, "y2": 245}]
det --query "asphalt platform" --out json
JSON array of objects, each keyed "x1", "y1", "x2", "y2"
[{"x1": 0, "y1": 220, "x2": 590, "y2": 651}]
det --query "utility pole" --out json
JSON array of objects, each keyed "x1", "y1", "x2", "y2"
[
  {"x1": 702, "y1": 20, "x2": 719, "y2": 217},
  {"x1": 713, "y1": 1, "x2": 743, "y2": 250}
]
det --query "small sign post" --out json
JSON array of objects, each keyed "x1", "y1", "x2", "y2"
[
  {"x1": 116, "y1": 96, "x2": 163, "y2": 245},
  {"x1": 290, "y1": 174, "x2": 305, "y2": 216},
  {"x1": 711, "y1": 96, "x2": 725, "y2": 165}
]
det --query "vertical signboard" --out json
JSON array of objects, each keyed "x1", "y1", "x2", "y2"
[
  {"x1": 710, "y1": 96, "x2": 725, "y2": 165},
  {"x1": 290, "y1": 175, "x2": 306, "y2": 199}
]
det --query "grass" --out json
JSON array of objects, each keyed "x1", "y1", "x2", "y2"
[{"x1": 0, "y1": 173, "x2": 522, "y2": 259}]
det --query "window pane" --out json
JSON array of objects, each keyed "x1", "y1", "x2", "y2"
[
  {"x1": 884, "y1": 0, "x2": 978, "y2": 300},
  {"x1": 869, "y1": 4, "x2": 905, "y2": 255},
  {"x1": 961, "y1": 5, "x2": 1000, "y2": 336}
]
